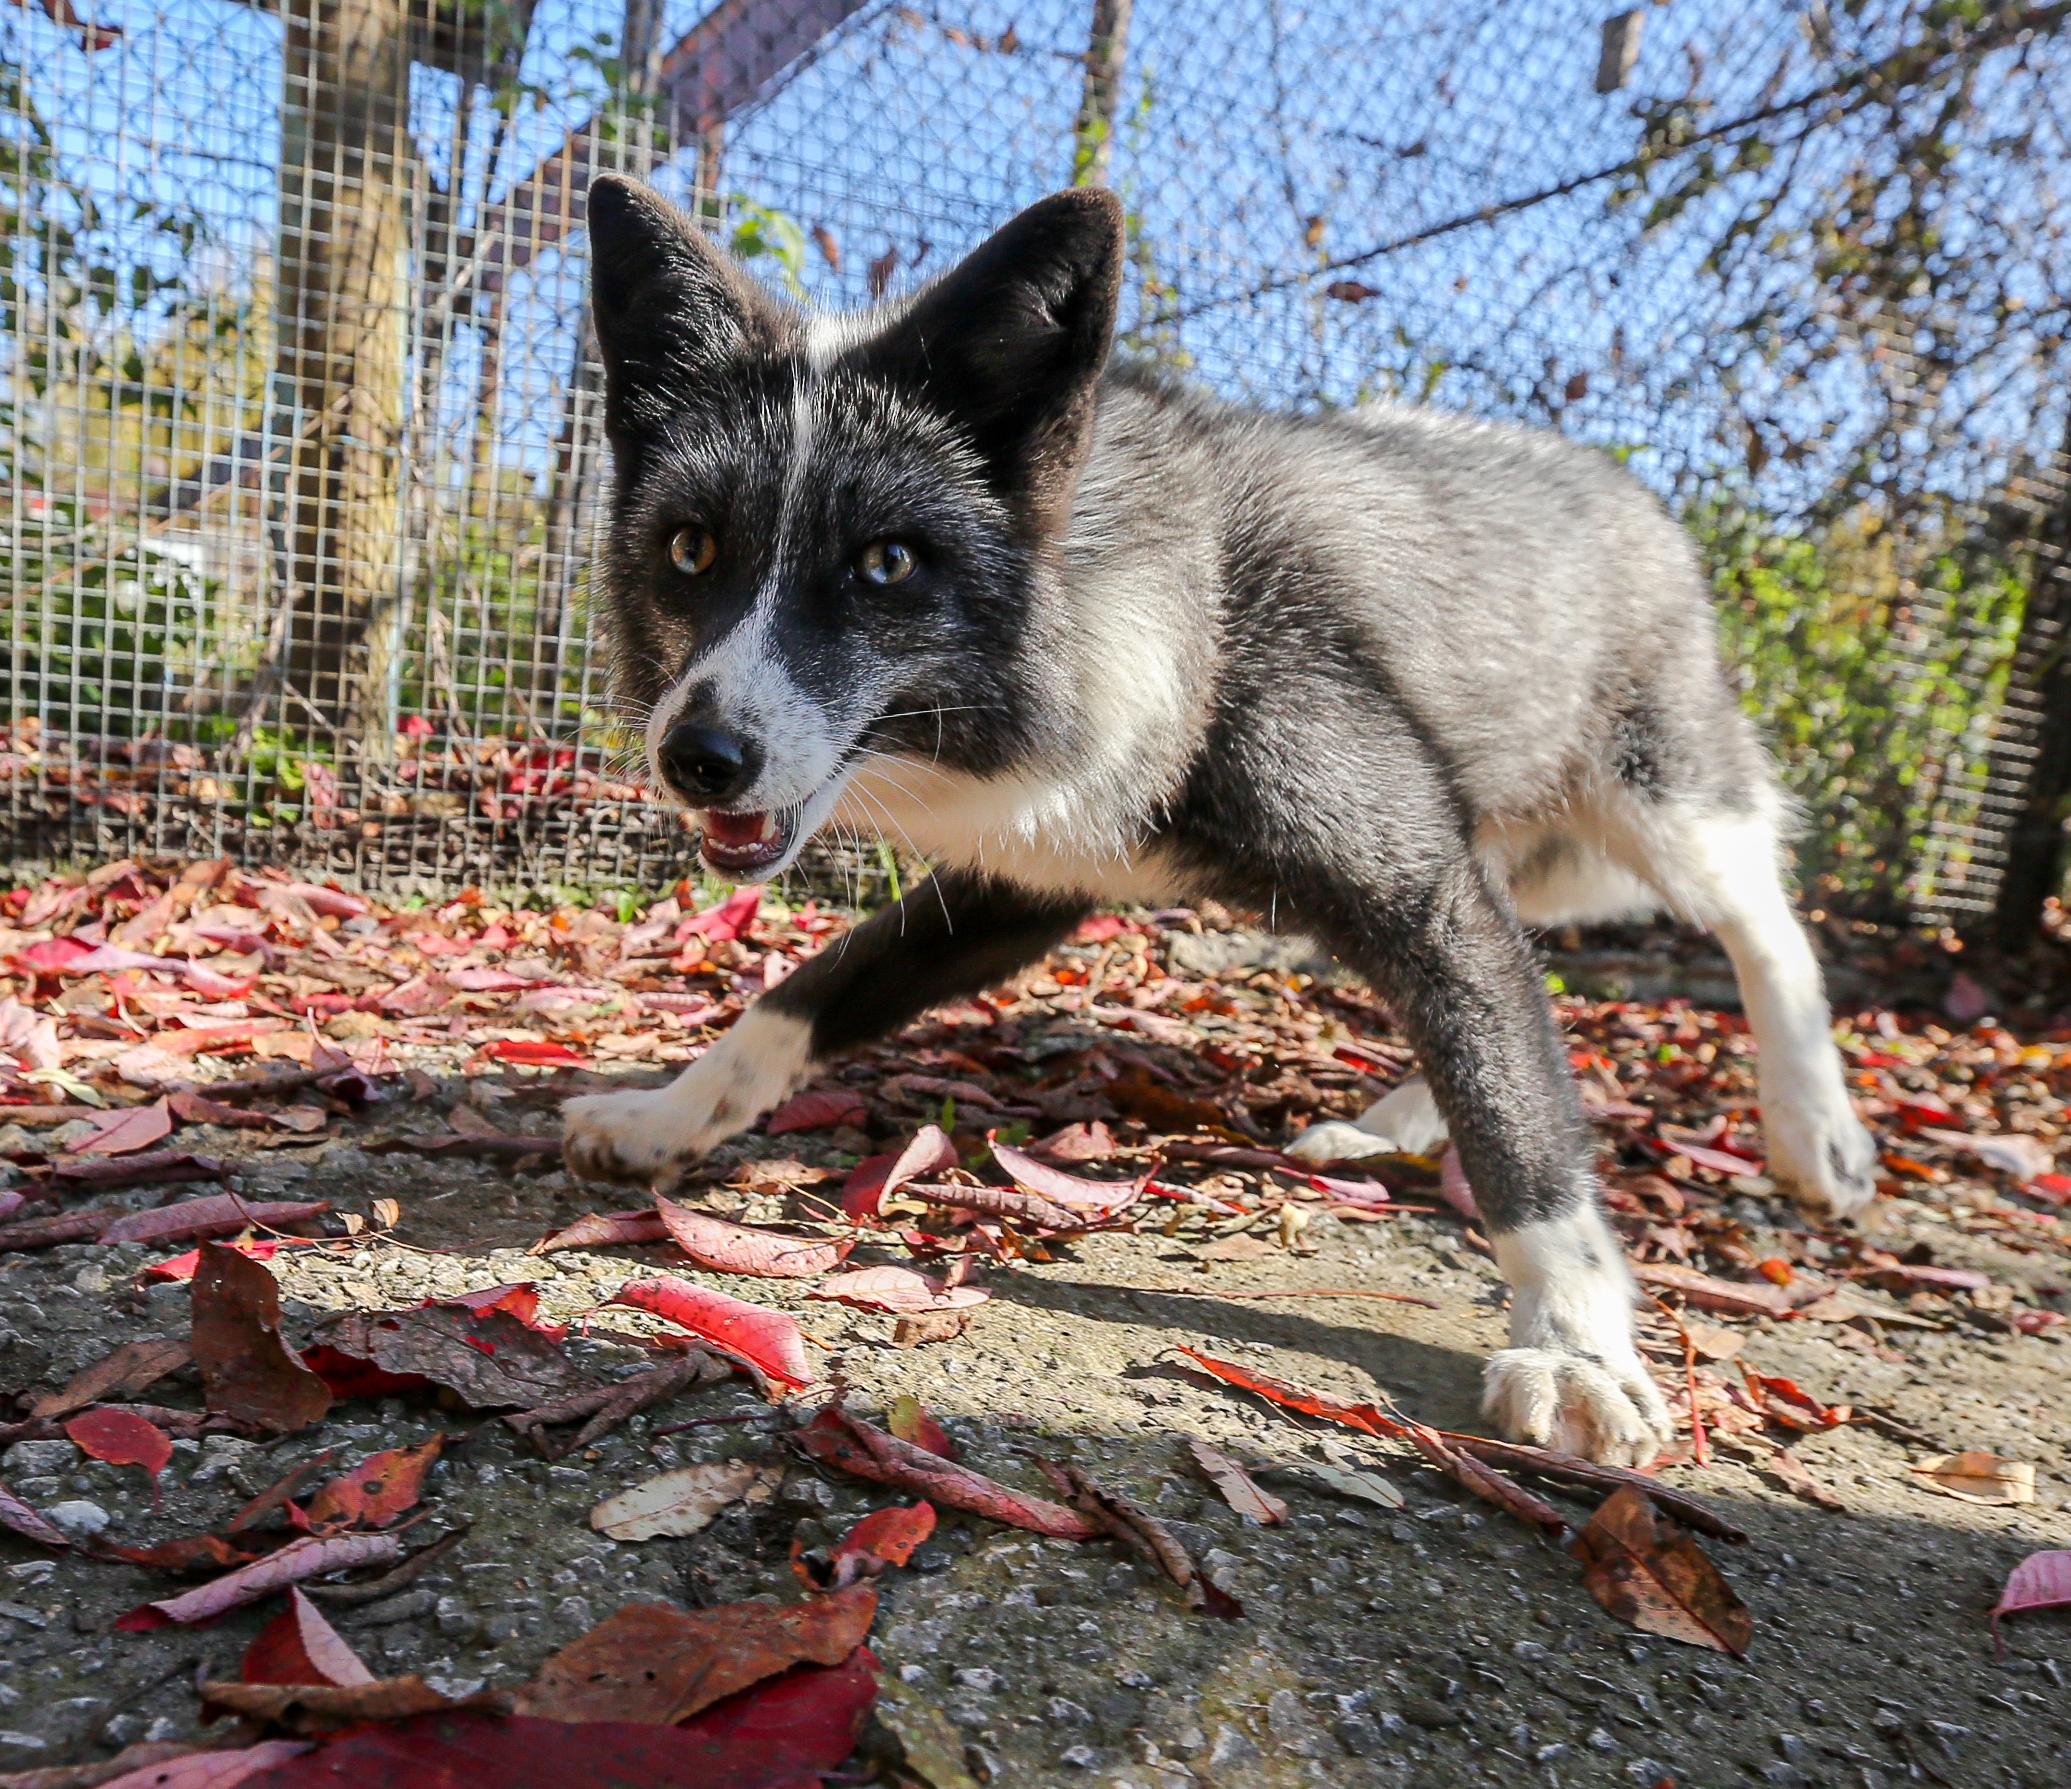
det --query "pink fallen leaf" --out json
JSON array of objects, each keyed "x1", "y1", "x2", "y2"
[
  {"x1": 69, "y1": 1099, "x2": 174, "y2": 1156},
  {"x1": 610, "y1": 1275, "x2": 815, "y2": 1390},
  {"x1": 1919, "y1": 1127, "x2": 2054, "y2": 1183},
  {"x1": 101, "y1": 1741, "x2": 315, "y2": 1788},
  {"x1": 98, "y1": 1195, "x2": 331, "y2": 1247},
  {"x1": 1992, "y1": 1549, "x2": 2071, "y2": 1654},
  {"x1": 0, "y1": 996, "x2": 62, "y2": 1070},
  {"x1": 64, "y1": 1407, "x2": 173, "y2": 1498},
  {"x1": 1438, "y1": 1145, "x2": 1481, "y2": 1220},
  {"x1": 1187, "y1": 1437, "x2": 1287, "y2": 1525},
  {"x1": 766, "y1": 1087, "x2": 869, "y2": 1135},
  {"x1": 1, "y1": 1477, "x2": 71, "y2": 1548},
  {"x1": 241, "y1": 1587, "x2": 377, "y2": 1686},
  {"x1": 989, "y1": 1135, "x2": 1142, "y2": 1216},
  {"x1": 279, "y1": 880, "x2": 372, "y2": 918},
  {"x1": 654, "y1": 1195, "x2": 852, "y2": 1278},
  {"x1": 117, "y1": 1531, "x2": 403, "y2": 1630},
  {"x1": 844, "y1": 1123, "x2": 961, "y2": 1221},
  {"x1": 530, "y1": 1208, "x2": 670, "y2": 1254},
  {"x1": 809, "y1": 1264, "x2": 989, "y2": 1315}
]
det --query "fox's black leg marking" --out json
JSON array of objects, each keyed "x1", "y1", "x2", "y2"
[
  {"x1": 761, "y1": 870, "x2": 1089, "y2": 1055},
  {"x1": 562, "y1": 872, "x2": 1083, "y2": 1183},
  {"x1": 1292, "y1": 857, "x2": 1673, "y2": 1465}
]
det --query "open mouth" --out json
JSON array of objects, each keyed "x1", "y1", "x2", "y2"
[{"x1": 697, "y1": 807, "x2": 797, "y2": 880}]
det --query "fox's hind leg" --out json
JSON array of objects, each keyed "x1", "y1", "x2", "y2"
[{"x1": 1604, "y1": 793, "x2": 1879, "y2": 1218}]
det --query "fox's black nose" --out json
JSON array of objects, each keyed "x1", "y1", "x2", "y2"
[{"x1": 658, "y1": 723, "x2": 759, "y2": 804}]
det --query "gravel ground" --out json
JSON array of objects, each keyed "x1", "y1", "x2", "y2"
[{"x1": 4, "y1": 1024, "x2": 2067, "y2": 1789}]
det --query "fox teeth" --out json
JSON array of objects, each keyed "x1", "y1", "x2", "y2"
[{"x1": 757, "y1": 813, "x2": 778, "y2": 842}]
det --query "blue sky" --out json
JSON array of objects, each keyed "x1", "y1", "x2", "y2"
[{"x1": 7, "y1": 0, "x2": 2065, "y2": 519}]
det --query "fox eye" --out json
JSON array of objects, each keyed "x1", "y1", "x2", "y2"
[
  {"x1": 855, "y1": 539, "x2": 917, "y2": 586},
  {"x1": 668, "y1": 526, "x2": 718, "y2": 576}
]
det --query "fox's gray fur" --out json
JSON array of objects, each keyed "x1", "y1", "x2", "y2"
[{"x1": 562, "y1": 176, "x2": 1879, "y2": 1466}]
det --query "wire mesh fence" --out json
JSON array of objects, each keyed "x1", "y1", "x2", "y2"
[{"x1": 5, "y1": 0, "x2": 2068, "y2": 930}]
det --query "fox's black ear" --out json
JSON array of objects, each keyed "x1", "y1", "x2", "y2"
[
  {"x1": 870, "y1": 188, "x2": 1125, "y2": 534},
  {"x1": 585, "y1": 177, "x2": 777, "y2": 427}
]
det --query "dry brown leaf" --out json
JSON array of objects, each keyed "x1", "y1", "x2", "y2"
[
  {"x1": 1569, "y1": 1486, "x2": 1752, "y2": 1654},
  {"x1": 1910, "y1": 1451, "x2": 2036, "y2": 1506}
]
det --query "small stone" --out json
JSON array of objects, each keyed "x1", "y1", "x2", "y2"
[
  {"x1": 42, "y1": 1500, "x2": 110, "y2": 1539},
  {"x1": 1047, "y1": 1698, "x2": 1092, "y2": 1726},
  {"x1": 1059, "y1": 1745, "x2": 1098, "y2": 1769},
  {"x1": 1207, "y1": 1725, "x2": 1262, "y2": 1770},
  {"x1": 1402, "y1": 1696, "x2": 1463, "y2": 1731},
  {"x1": 1334, "y1": 1716, "x2": 1386, "y2": 1757},
  {"x1": 953, "y1": 1667, "x2": 1000, "y2": 1693},
  {"x1": 0, "y1": 1442, "x2": 72, "y2": 1478},
  {"x1": 353, "y1": 1589, "x2": 437, "y2": 1627},
  {"x1": 552, "y1": 1595, "x2": 593, "y2": 1632}
]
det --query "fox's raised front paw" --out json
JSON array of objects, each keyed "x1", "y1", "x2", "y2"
[
  {"x1": 559, "y1": 1006, "x2": 814, "y2": 1186},
  {"x1": 1764, "y1": 1098, "x2": 1880, "y2": 1221},
  {"x1": 1482, "y1": 1345, "x2": 1673, "y2": 1468}
]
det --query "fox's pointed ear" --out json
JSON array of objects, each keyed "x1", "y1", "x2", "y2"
[
  {"x1": 870, "y1": 188, "x2": 1124, "y2": 534},
  {"x1": 585, "y1": 176, "x2": 777, "y2": 426}
]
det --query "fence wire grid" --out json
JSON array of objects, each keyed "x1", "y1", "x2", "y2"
[{"x1": 4, "y1": 0, "x2": 2069, "y2": 932}]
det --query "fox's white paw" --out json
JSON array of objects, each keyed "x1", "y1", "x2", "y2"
[
  {"x1": 1485, "y1": 1206, "x2": 1672, "y2": 1466},
  {"x1": 1482, "y1": 1346, "x2": 1673, "y2": 1468},
  {"x1": 1763, "y1": 1097, "x2": 1879, "y2": 1220},
  {"x1": 560, "y1": 1006, "x2": 813, "y2": 1185}
]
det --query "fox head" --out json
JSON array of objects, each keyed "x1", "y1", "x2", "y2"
[{"x1": 583, "y1": 175, "x2": 1125, "y2": 881}]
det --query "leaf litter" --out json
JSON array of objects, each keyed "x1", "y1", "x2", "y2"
[{"x1": 2, "y1": 860, "x2": 2068, "y2": 1778}]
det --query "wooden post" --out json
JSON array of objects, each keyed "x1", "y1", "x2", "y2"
[
  {"x1": 276, "y1": 0, "x2": 410, "y2": 748},
  {"x1": 1071, "y1": 0, "x2": 1134, "y2": 187}
]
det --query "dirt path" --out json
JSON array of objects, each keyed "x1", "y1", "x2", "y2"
[{"x1": 2, "y1": 871, "x2": 2068, "y2": 1786}]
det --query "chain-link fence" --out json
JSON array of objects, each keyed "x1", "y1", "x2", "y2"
[{"x1": 5, "y1": 0, "x2": 2068, "y2": 934}]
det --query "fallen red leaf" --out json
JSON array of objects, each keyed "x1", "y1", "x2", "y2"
[
  {"x1": 655, "y1": 1196, "x2": 852, "y2": 1278},
  {"x1": 792, "y1": 1406, "x2": 1099, "y2": 1539},
  {"x1": 808, "y1": 1264, "x2": 988, "y2": 1315},
  {"x1": 484, "y1": 1038, "x2": 588, "y2": 1067},
  {"x1": 797, "y1": 1502, "x2": 937, "y2": 1590},
  {"x1": 765, "y1": 1087, "x2": 868, "y2": 1135},
  {"x1": 682, "y1": 885, "x2": 762, "y2": 942},
  {"x1": 310, "y1": 1302, "x2": 584, "y2": 1410},
  {"x1": 990, "y1": 1134, "x2": 1143, "y2": 1216},
  {"x1": 240, "y1": 1588, "x2": 376, "y2": 1687},
  {"x1": 1991, "y1": 1549, "x2": 2071, "y2": 1654},
  {"x1": 142, "y1": 1236, "x2": 327, "y2": 1282},
  {"x1": 1172, "y1": 1346, "x2": 1394, "y2": 1437},
  {"x1": 98, "y1": 1195, "x2": 330, "y2": 1247},
  {"x1": 117, "y1": 1531, "x2": 403, "y2": 1630},
  {"x1": 1569, "y1": 1486, "x2": 1752, "y2": 1654},
  {"x1": 63, "y1": 1407, "x2": 173, "y2": 1499},
  {"x1": 224, "y1": 1684, "x2": 872, "y2": 1788},
  {"x1": 31, "y1": 1335, "x2": 192, "y2": 1419},
  {"x1": 69, "y1": 1100, "x2": 174, "y2": 1156},
  {"x1": 530, "y1": 1207, "x2": 670, "y2": 1253},
  {"x1": 516, "y1": 1586, "x2": 878, "y2": 1724},
  {"x1": 190, "y1": 1243, "x2": 333, "y2": 1433},
  {"x1": 1739, "y1": 1368, "x2": 1850, "y2": 1432},
  {"x1": 298, "y1": 1435, "x2": 444, "y2": 1531},
  {"x1": 885, "y1": 1394, "x2": 956, "y2": 1459},
  {"x1": 0, "y1": 1477, "x2": 70, "y2": 1549},
  {"x1": 98, "y1": 1740, "x2": 316, "y2": 1787},
  {"x1": 609, "y1": 1276, "x2": 815, "y2": 1391}
]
